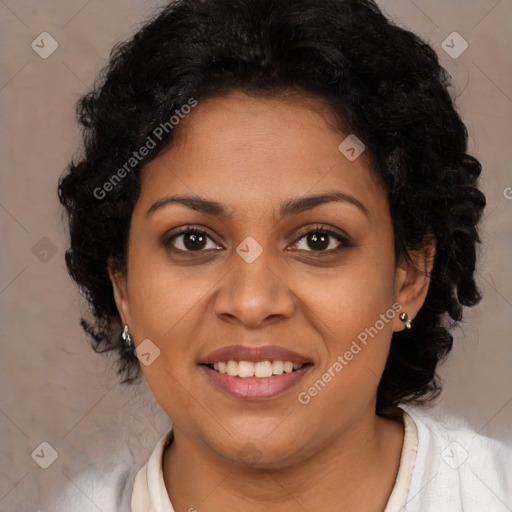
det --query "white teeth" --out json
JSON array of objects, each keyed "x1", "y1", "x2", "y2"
[
  {"x1": 238, "y1": 360, "x2": 255, "y2": 378},
  {"x1": 226, "y1": 360, "x2": 238, "y2": 376},
  {"x1": 272, "y1": 360, "x2": 284, "y2": 375},
  {"x1": 209, "y1": 360, "x2": 305, "y2": 378},
  {"x1": 254, "y1": 361, "x2": 273, "y2": 378}
]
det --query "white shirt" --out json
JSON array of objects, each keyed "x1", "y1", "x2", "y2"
[{"x1": 130, "y1": 406, "x2": 512, "y2": 511}]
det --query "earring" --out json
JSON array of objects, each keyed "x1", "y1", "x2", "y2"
[
  {"x1": 399, "y1": 312, "x2": 412, "y2": 329},
  {"x1": 121, "y1": 324, "x2": 134, "y2": 349}
]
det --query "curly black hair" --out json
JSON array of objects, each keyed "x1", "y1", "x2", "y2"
[{"x1": 58, "y1": 0, "x2": 486, "y2": 415}]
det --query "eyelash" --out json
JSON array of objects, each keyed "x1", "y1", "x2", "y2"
[{"x1": 163, "y1": 224, "x2": 351, "y2": 256}]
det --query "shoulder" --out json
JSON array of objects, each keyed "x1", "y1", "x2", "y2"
[{"x1": 401, "y1": 404, "x2": 512, "y2": 512}]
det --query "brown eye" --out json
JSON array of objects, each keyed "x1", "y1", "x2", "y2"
[
  {"x1": 292, "y1": 226, "x2": 349, "y2": 254},
  {"x1": 165, "y1": 228, "x2": 221, "y2": 252},
  {"x1": 305, "y1": 232, "x2": 330, "y2": 251}
]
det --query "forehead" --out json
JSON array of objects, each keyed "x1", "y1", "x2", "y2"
[{"x1": 137, "y1": 90, "x2": 384, "y2": 220}]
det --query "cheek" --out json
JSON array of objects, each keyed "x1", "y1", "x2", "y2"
[
  {"x1": 308, "y1": 253, "x2": 396, "y2": 339},
  {"x1": 129, "y1": 268, "x2": 205, "y2": 337},
  {"x1": 123, "y1": 238, "x2": 217, "y2": 397},
  {"x1": 125, "y1": 255, "x2": 211, "y2": 415},
  {"x1": 125, "y1": 226, "x2": 211, "y2": 337},
  {"x1": 301, "y1": 250, "x2": 397, "y2": 394}
]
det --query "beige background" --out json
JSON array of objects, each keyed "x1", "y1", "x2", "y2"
[{"x1": 0, "y1": 0, "x2": 511, "y2": 510}]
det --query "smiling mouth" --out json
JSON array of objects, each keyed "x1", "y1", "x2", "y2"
[{"x1": 202, "y1": 360, "x2": 312, "y2": 378}]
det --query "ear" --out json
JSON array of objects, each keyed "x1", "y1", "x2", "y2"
[
  {"x1": 393, "y1": 239, "x2": 436, "y2": 332},
  {"x1": 107, "y1": 257, "x2": 132, "y2": 327}
]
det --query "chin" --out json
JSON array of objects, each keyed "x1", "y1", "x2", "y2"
[{"x1": 204, "y1": 426, "x2": 308, "y2": 469}]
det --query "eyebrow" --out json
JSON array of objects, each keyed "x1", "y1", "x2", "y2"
[{"x1": 145, "y1": 191, "x2": 370, "y2": 220}]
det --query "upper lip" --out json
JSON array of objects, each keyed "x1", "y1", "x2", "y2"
[{"x1": 199, "y1": 344, "x2": 312, "y2": 365}]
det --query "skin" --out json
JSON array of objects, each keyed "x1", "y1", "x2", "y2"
[{"x1": 110, "y1": 89, "x2": 434, "y2": 512}]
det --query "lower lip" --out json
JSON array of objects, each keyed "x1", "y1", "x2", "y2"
[{"x1": 200, "y1": 364, "x2": 312, "y2": 400}]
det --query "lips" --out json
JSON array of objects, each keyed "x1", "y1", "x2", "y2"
[
  {"x1": 199, "y1": 344, "x2": 313, "y2": 400},
  {"x1": 199, "y1": 344, "x2": 312, "y2": 365}
]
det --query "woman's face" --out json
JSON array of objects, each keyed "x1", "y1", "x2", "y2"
[{"x1": 111, "y1": 89, "x2": 421, "y2": 467}]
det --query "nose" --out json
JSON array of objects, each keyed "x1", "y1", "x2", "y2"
[{"x1": 213, "y1": 245, "x2": 296, "y2": 329}]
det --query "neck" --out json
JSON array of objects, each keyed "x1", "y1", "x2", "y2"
[{"x1": 163, "y1": 406, "x2": 404, "y2": 512}]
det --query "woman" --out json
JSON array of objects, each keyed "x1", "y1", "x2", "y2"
[{"x1": 58, "y1": 0, "x2": 512, "y2": 510}]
